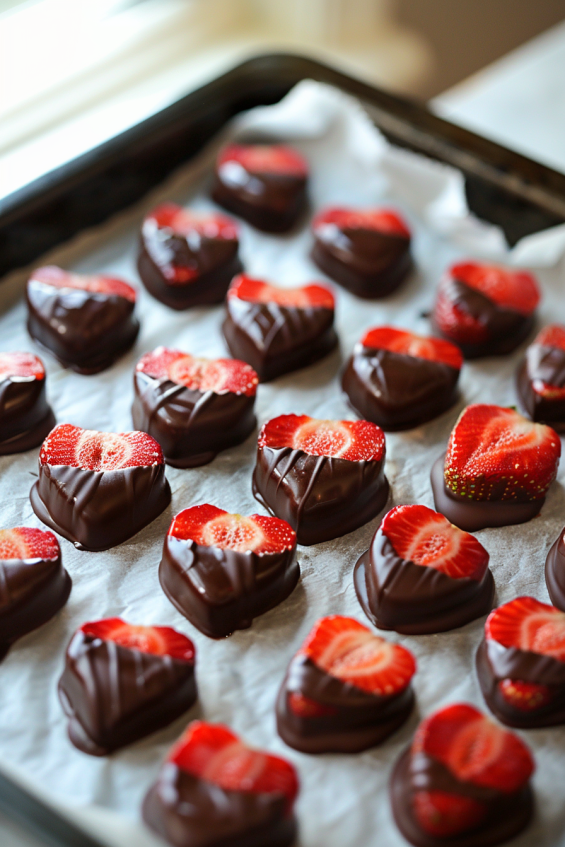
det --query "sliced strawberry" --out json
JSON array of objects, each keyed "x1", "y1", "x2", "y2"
[
  {"x1": 29, "y1": 266, "x2": 137, "y2": 303},
  {"x1": 39, "y1": 424, "x2": 164, "y2": 471},
  {"x1": 498, "y1": 679, "x2": 552, "y2": 712},
  {"x1": 136, "y1": 347, "x2": 258, "y2": 397},
  {"x1": 169, "y1": 504, "x2": 296, "y2": 555},
  {"x1": 450, "y1": 262, "x2": 540, "y2": 315},
  {"x1": 412, "y1": 790, "x2": 487, "y2": 838},
  {"x1": 433, "y1": 282, "x2": 486, "y2": 344},
  {"x1": 300, "y1": 615, "x2": 416, "y2": 696},
  {"x1": 313, "y1": 207, "x2": 411, "y2": 238},
  {"x1": 169, "y1": 721, "x2": 299, "y2": 809},
  {"x1": 413, "y1": 703, "x2": 534, "y2": 793},
  {"x1": 444, "y1": 404, "x2": 561, "y2": 502},
  {"x1": 0, "y1": 352, "x2": 45, "y2": 381},
  {"x1": 143, "y1": 202, "x2": 238, "y2": 241},
  {"x1": 0, "y1": 527, "x2": 59, "y2": 561},
  {"x1": 80, "y1": 618, "x2": 195, "y2": 663},
  {"x1": 258, "y1": 414, "x2": 385, "y2": 463},
  {"x1": 228, "y1": 274, "x2": 335, "y2": 310},
  {"x1": 534, "y1": 324, "x2": 565, "y2": 352},
  {"x1": 218, "y1": 143, "x2": 308, "y2": 177},
  {"x1": 380, "y1": 505, "x2": 488, "y2": 581},
  {"x1": 485, "y1": 596, "x2": 565, "y2": 661},
  {"x1": 361, "y1": 326, "x2": 463, "y2": 370},
  {"x1": 287, "y1": 692, "x2": 337, "y2": 718}
]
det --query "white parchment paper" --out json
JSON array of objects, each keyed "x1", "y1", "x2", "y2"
[{"x1": 1, "y1": 81, "x2": 565, "y2": 847}]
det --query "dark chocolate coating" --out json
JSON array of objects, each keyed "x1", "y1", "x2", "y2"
[
  {"x1": 476, "y1": 638, "x2": 565, "y2": 728},
  {"x1": 517, "y1": 344, "x2": 565, "y2": 431},
  {"x1": 30, "y1": 462, "x2": 171, "y2": 551},
  {"x1": 0, "y1": 374, "x2": 55, "y2": 455},
  {"x1": 354, "y1": 532, "x2": 494, "y2": 635},
  {"x1": 26, "y1": 281, "x2": 139, "y2": 374},
  {"x1": 212, "y1": 167, "x2": 307, "y2": 233},
  {"x1": 390, "y1": 747, "x2": 533, "y2": 847},
  {"x1": 432, "y1": 278, "x2": 535, "y2": 359},
  {"x1": 342, "y1": 346, "x2": 460, "y2": 431},
  {"x1": 222, "y1": 297, "x2": 338, "y2": 382},
  {"x1": 159, "y1": 535, "x2": 299, "y2": 639},
  {"x1": 311, "y1": 227, "x2": 411, "y2": 299},
  {"x1": 143, "y1": 762, "x2": 297, "y2": 847},
  {"x1": 276, "y1": 654, "x2": 413, "y2": 754},
  {"x1": 137, "y1": 227, "x2": 242, "y2": 310},
  {"x1": 132, "y1": 371, "x2": 256, "y2": 468},
  {"x1": 431, "y1": 453, "x2": 545, "y2": 532},
  {"x1": 545, "y1": 530, "x2": 565, "y2": 611},
  {"x1": 58, "y1": 630, "x2": 197, "y2": 755},
  {"x1": 0, "y1": 553, "x2": 71, "y2": 661},
  {"x1": 252, "y1": 445, "x2": 389, "y2": 546}
]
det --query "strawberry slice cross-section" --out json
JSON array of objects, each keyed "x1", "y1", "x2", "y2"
[
  {"x1": 313, "y1": 207, "x2": 411, "y2": 239},
  {"x1": 450, "y1": 262, "x2": 540, "y2": 316},
  {"x1": 258, "y1": 414, "x2": 385, "y2": 463},
  {"x1": 144, "y1": 203, "x2": 239, "y2": 241},
  {"x1": 169, "y1": 504, "x2": 296, "y2": 555},
  {"x1": 0, "y1": 527, "x2": 59, "y2": 561},
  {"x1": 486, "y1": 596, "x2": 565, "y2": 661},
  {"x1": 136, "y1": 347, "x2": 258, "y2": 397},
  {"x1": 39, "y1": 424, "x2": 164, "y2": 471},
  {"x1": 29, "y1": 265, "x2": 137, "y2": 302},
  {"x1": 361, "y1": 326, "x2": 463, "y2": 370},
  {"x1": 228, "y1": 274, "x2": 335, "y2": 310},
  {"x1": 0, "y1": 352, "x2": 45, "y2": 381},
  {"x1": 81, "y1": 618, "x2": 195, "y2": 663},
  {"x1": 218, "y1": 144, "x2": 308, "y2": 178}
]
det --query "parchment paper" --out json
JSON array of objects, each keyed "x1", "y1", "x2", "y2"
[{"x1": 1, "y1": 80, "x2": 565, "y2": 847}]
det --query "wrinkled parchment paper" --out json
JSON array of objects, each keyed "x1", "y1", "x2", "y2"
[{"x1": 1, "y1": 81, "x2": 565, "y2": 847}]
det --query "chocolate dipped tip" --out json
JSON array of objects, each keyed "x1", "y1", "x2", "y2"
[
  {"x1": 0, "y1": 351, "x2": 56, "y2": 454},
  {"x1": 545, "y1": 529, "x2": 565, "y2": 611},
  {"x1": 516, "y1": 324, "x2": 565, "y2": 430}
]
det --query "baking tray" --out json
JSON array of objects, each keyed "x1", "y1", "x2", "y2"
[{"x1": 1, "y1": 52, "x2": 565, "y2": 847}]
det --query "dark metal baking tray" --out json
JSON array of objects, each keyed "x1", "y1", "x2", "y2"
[{"x1": 1, "y1": 51, "x2": 564, "y2": 847}]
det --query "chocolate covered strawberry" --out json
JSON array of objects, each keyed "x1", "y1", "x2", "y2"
[
  {"x1": 132, "y1": 347, "x2": 258, "y2": 467},
  {"x1": 354, "y1": 504, "x2": 494, "y2": 635},
  {"x1": 477, "y1": 596, "x2": 565, "y2": 727},
  {"x1": 160, "y1": 504, "x2": 299, "y2": 638},
  {"x1": 143, "y1": 721, "x2": 299, "y2": 847},
  {"x1": 223, "y1": 274, "x2": 338, "y2": 381},
  {"x1": 432, "y1": 261, "x2": 540, "y2": 359},
  {"x1": 30, "y1": 424, "x2": 171, "y2": 551},
  {"x1": 431, "y1": 404, "x2": 561, "y2": 532},
  {"x1": 0, "y1": 527, "x2": 70, "y2": 661},
  {"x1": 342, "y1": 326, "x2": 463, "y2": 431},
  {"x1": 59, "y1": 618, "x2": 197, "y2": 755},
  {"x1": 26, "y1": 266, "x2": 139, "y2": 374},
  {"x1": 0, "y1": 351, "x2": 55, "y2": 454},
  {"x1": 253, "y1": 414, "x2": 389, "y2": 545},
  {"x1": 277, "y1": 615, "x2": 416, "y2": 754},
  {"x1": 137, "y1": 202, "x2": 242, "y2": 309},
  {"x1": 311, "y1": 206, "x2": 412, "y2": 299},
  {"x1": 518, "y1": 324, "x2": 565, "y2": 431},
  {"x1": 390, "y1": 702, "x2": 535, "y2": 846},
  {"x1": 213, "y1": 142, "x2": 308, "y2": 232}
]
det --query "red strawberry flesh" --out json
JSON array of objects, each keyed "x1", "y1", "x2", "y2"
[
  {"x1": 444, "y1": 404, "x2": 561, "y2": 502},
  {"x1": 258, "y1": 414, "x2": 385, "y2": 462},
  {"x1": 412, "y1": 702, "x2": 534, "y2": 793},
  {"x1": 498, "y1": 679, "x2": 552, "y2": 712},
  {"x1": 530, "y1": 325, "x2": 565, "y2": 398},
  {"x1": 313, "y1": 207, "x2": 410, "y2": 238},
  {"x1": 412, "y1": 790, "x2": 487, "y2": 838},
  {"x1": 0, "y1": 527, "x2": 59, "y2": 561},
  {"x1": 81, "y1": 618, "x2": 195, "y2": 662},
  {"x1": 228, "y1": 274, "x2": 334, "y2": 310},
  {"x1": 450, "y1": 262, "x2": 540, "y2": 315},
  {"x1": 144, "y1": 203, "x2": 238, "y2": 240},
  {"x1": 30, "y1": 266, "x2": 136, "y2": 303},
  {"x1": 287, "y1": 692, "x2": 337, "y2": 718},
  {"x1": 218, "y1": 144, "x2": 307, "y2": 177},
  {"x1": 39, "y1": 424, "x2": 164, "y2": 470},
  {"x1": 168, "y1": 721, "x2": 299, "y2": 808},
  {"x1": 361, "y1": 326, "x2": 463, "y2": 370},
  {"x1": 136, "y1": 347, "x2": 258, "y2": 397},
  {"x1": 300, "y1": 615, "x2": 416, "y2": 696},
  {"x1": 485, "y1": 596, "x2": 565, "y2": 662},
  {"x1": 0, "y1": 352, "x2": 45, "y2": 381},
  {"x1": 169, "y1": 504, "x2": 296, "y2": 555},
  {"x1": 381, "y1": 505, "x2": 489, "y2": 581}
]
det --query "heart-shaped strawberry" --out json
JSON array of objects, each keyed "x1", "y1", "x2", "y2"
[
  {"x1": 143, "y1": 720, "x2": 299, "y2": 847},
  {"x1": 160, "y1": 504, "x2": 299, "y2": 638},
  {"x1": 311, "y1": 207, "x2": 412, "y2": 299},
  {"x1": 223, "y1": 274, "x2": 338, "y2": 381},
  {"x1": 253, "y1": 414, "x2": 389, "y2": 545},
  {"x1": 432, "y1": 261, "x2": 540, "y2": 359},
  {"x1": 58, "y1": 618, "x2": 197, "y2": 755},
  {"x1": 0, "y1": 351, "x2": 56, "y2": 454},
  {"x1": 518, "y1": 324, "x2": 565, "y2": 431},
  {"x1": 0, "y1": 527, "x2": 70, "y2": 661},
  {"x1": 342, "y1": 326, "x2": 463, "y2": 431},
  {"x1": 26, "y1": 266, "x2": 139, "y2": 374},
  {"x1": 30, "y1": 424, "x2": 171, "y2": 551},
  {"x1": 132, "y1": 347, "x2": 258, "y2": 468},
  {"x1": 212, "y1": 143, "x2": 308, "y2": 232},
  {"x1": 137, "y1": 203, "x2": 242, "y2": 310},
  {"x1": 431, "y1": 404, "x2": 561, "y2": 531}
]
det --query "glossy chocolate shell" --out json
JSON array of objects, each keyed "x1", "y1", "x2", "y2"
[
  {"x1": 0, "y1": 373, "x2": 55, "y2": 455},
  {"x1": 212, "y1": 168, "x2": 307, "y2": 234},
  {"x1": 546, "y1": 530, "x2": 565, "y2": 611},
  {"x1": 517, "y1": 344, "x2": 565, "y2": 431}
]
